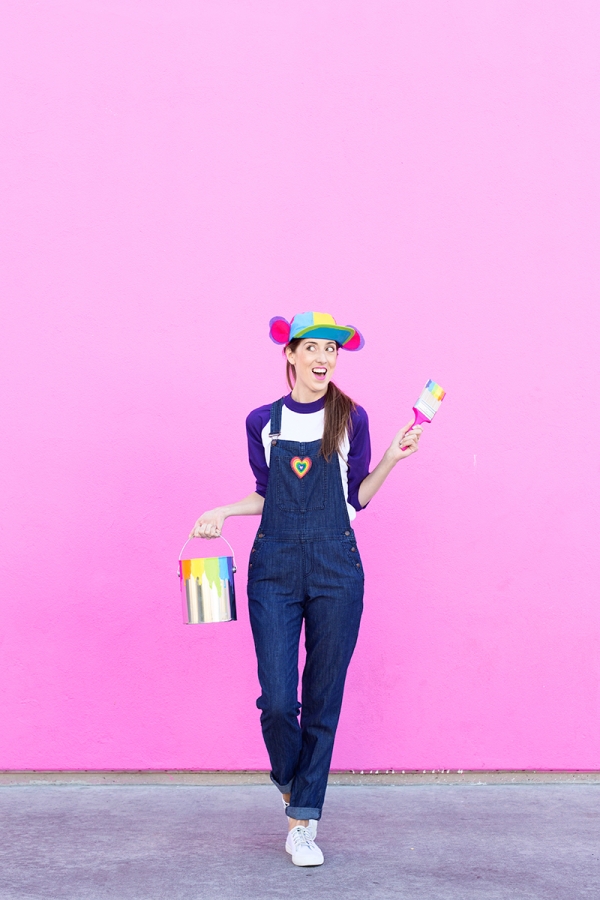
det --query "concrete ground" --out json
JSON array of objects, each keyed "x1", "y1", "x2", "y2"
[{"x1": 0, "y1": 784, "x2": 598, "y2": 900}]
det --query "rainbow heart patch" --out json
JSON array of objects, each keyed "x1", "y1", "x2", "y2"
[{"x1": 290, "y1": 457, "x2": 312, "y2": 478}]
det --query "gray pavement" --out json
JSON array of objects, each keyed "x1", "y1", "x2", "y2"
[{"x1": 0, "y1": 784, "x2": 598, "y2": 899}]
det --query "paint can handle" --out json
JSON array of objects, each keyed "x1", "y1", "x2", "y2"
[{"x1": 178, "y1": 535, "x2": 237, "y2": 574}]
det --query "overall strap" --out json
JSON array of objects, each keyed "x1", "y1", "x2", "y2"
[{"x1": 268, "y1": 397, "x2": 285, "y2": 443}]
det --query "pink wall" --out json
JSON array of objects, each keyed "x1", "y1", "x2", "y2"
[{"x1": 1, "y1": 1, "x2": 599, "y2": 770}]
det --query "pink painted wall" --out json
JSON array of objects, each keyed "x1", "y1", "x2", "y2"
[{"x1": 1, "y1": 1, "x2": 599, "y2": 771}]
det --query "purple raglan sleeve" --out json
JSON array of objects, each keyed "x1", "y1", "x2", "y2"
[
  {"x1": 246, "y1": 404, "x2": 271, "y2": 498},
  {"x1": 347, "y1": 405, "x2": 371, "y2": 512}
]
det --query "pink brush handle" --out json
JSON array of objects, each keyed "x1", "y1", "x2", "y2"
[{"x1": 400, "y1": 408, "x2": 431, "y2": 451}]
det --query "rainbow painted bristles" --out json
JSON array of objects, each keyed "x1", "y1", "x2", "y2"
[{"x1": 412, "y1": 379, "x2": 446, "y2": 427}]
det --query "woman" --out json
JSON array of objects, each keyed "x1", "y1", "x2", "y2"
[{"x1": 190, "y1": 312, "x2": 422, "y2": 866}]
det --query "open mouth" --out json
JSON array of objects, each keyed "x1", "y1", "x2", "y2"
[{"x1": 312, "y1": 367, "x2": 328, "y2": 381}]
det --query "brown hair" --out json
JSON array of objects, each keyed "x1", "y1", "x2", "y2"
[{"x1": 285, "y1": 339, "x2": 357, "y2": 461}]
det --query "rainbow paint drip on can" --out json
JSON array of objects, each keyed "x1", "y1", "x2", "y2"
[{"x1": 178, "y1": 537, "x2": 237, "y2": 624}]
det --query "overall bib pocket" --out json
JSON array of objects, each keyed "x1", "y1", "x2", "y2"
[{"x1": 275, "y1": 453, "x2": 328, "y2": 512}]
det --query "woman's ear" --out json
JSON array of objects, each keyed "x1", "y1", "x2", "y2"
[{"x1": 284, "y1": 345, "x2": 296, "y2": 364}]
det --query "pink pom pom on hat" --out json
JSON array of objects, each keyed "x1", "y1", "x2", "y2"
[{"x1": 268, "y1": 312, "x2": 365, "y2": 351}]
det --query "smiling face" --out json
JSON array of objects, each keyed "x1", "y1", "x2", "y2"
[{"x1": 285, "y1": 338, "x2": 339, "y2": 402}]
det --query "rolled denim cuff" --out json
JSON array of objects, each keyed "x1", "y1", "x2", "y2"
[
  {"x1": 270, "y1": 772, "x2": 293, "y2": 794},
  {"x1": 286, "y1": 806, "x2": 321, "y2": 821}
]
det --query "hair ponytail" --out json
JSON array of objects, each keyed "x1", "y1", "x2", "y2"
[
  {"x1": 321, "y1": 381, "x2": 357, "y2": 461},
  {"x1": 285, "y1": 340, "x2": 356, "y2": 461}
]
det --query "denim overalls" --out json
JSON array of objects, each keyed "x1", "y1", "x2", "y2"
[{"x1": 247, "y1": 397, "x2": 364, "y2": 821}]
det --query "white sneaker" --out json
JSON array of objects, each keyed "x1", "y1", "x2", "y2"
[
  {"x1": 281, "y1": 796, "x2": 317, "y2": 839},
  {"x1": 285, "y1": 826, "x2": 324, "y2": 867}
]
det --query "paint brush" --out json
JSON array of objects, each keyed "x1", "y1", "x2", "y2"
[{"x1": 401, "y1": 380, "x2": 446, "y2": 449}]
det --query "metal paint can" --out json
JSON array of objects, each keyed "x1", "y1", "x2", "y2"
[{"x1": 178, "y1": 536, "x2": 237, "y2": 624}]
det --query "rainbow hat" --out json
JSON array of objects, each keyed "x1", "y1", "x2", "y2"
[{"x1": 269, "y1": 312, "x2": 365, "y2": 351}]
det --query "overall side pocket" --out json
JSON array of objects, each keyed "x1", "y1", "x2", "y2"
[{"x1": 247, "y1": 534, "x2": 266, "y2": 579}]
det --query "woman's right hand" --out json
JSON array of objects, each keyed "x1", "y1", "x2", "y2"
[{"x1": 189, "y1": 508, "x2": 226, "y2": 539}]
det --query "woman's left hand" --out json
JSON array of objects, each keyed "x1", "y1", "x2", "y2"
[{"x1": 386, "y1": 422, "x2": 423, "y2": 463}]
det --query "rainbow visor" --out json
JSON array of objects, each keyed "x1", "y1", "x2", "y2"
[{"x1": 269, "y1": 312, "x2": 364, "y2": 351}]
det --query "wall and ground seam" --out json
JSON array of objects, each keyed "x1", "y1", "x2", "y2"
[{"x1": 1, "y1": 1, "x2": 599, "y2": 772}]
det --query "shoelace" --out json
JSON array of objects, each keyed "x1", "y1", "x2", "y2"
[{"x1": 290, "y1": 826, "x2": 315, "y2": 850}]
